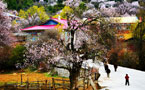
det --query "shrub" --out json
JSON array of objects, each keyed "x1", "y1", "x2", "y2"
[
  {"x1": 0, "y1": 46, "x2": 12, "y2": 70},
  {"x1": 118, "y1": 52, "x2": 139, "y2": 69},
  {"x1": 9, "y1": 45, "x2": 26, "y2": 69}
]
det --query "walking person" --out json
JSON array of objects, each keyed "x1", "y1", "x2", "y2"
[
  {"x1": 113, "y1": 64, "x2": 118, "y2": 72},
  {"x1": 125, "y1": 74, "x2": 130, "y2": 86},
  {"x1": 106, "y1": 69, "x2": 111, "y2": 78},
  {"x1": 104, "y1": 64, "x2": 109, "y2": 72}
]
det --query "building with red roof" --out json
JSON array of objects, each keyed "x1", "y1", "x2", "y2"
[{"x1": 21, "y1": 18, "x2": 68, "y2": 42}]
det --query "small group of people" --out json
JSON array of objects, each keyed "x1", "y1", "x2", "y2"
[{"x1": 103, "y1": 59, "x2": 130, "y2": 86}]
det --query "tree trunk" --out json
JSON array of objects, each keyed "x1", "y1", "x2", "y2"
[
  {"x1": 70, "y1": 30, "x2": 75, "y2": 51},
  {"x1": 138, "y1": 22, "x2": 145, "y2": 70},
  {"x1": 138, "y1": 34, "x2": 145, "y2": 70},
  {"x1": 69, "y1": 64, "x2": 81, "y2": 90}
]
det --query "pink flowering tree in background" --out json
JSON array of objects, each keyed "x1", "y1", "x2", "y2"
[
  {"x1": 23, "y1": 1, "x2": 115, "y2": 89},
  {"x1": 99, "y1": 1, "x2": 139, "y2": 17},
  {"x1": 115, "y1": 2, "x2": 139, "y2": 16},
  {"x1": 0, "y1": 0, "x2": 17, "y2": 70},
  {"x1": 0, "y1": 1, "x2": 14, "y2": 46}
]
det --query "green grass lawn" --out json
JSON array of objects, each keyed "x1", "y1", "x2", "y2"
[
  {"x1": 0, "y1": 81, "x2": 17, "y2": 86},
  {"x1": 44, "y1": 72, "x2": 68, "y2": 78},
  {"x1": 0, "y1": 82, "x2": 4, "y2": 86}
]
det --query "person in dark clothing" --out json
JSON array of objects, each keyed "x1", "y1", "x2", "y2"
[
  {"x1": 104, "y1": 64, "x2": 109, "y2": 72},
  {"x1": 114, "y1": 64, "x2": 118, "y2": 72},
  {"x1": 106, "y1": 69, "x2": 111, "y2": 78},
  {"x1": 125, "y1": 74, "x2": 130, "y2": 86},
  {"x1": 95, "y1": 72, "x2": 100, "y2": 81}
]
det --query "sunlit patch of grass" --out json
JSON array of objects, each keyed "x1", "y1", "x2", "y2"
[
  {"x1": 0, "y1": 81, "x2": 17, "y2": 86},
  {"x1": 44, "y1": 72, "x2": 59, "y2": 77},
  {"x1": 0, "y1": 82, "x2": 4, "y2": 86},
  {"x1": 44, "y1": 72, "x2": 68, "y2": 78},
  {"x1": 7, "y1": 81, "x2": 17, "y2": 84},
  {"x1": 24, "y1": 67, "x2": 37, "y2": 73}
]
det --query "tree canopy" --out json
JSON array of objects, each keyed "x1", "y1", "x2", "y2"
[
  {"x1": 0, "y1": 1, "x2": 16, "y2": 70},
  {"x1": 132, "y1": 8, "x2": 145, "y2": 70},
  {"x1": 19, "y1": 5, "x2": 49, "y2": 26},
  {"x1": 22, "y1": 1, "x2": 115, "y2": 89},
  {"x1": 4, "y1": 0, "x2": 34, "y2": 11},
  {"x1": 0, "y1": 1, "x2": 14, "y2": 46},
  {"x1": 45, "y1": 3, "x2": 65, "y2": 14}
]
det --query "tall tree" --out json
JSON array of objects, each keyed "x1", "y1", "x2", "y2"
[
  {"x1": 22, "y1": 2, "x2": 115, "y2": 90},
  {"x1": 0, "y1": 1, "x2": 16, "y2": 70},
  {"x1": 45, "y1": 2, "x2": 65, "y2": 14},
  {"x1": 133, "y1": 7, "x2": 145, "y2": 70},
  {"x1": 0, "y1": 1, "x2": 14, "y2": 46},
  {"x1": 19, "y1": 5, "x2": 49, "y2": 27}
]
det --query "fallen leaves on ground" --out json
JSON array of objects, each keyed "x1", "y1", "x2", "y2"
[{"x1": 0, "y1": 72, "x2": 68, "y2": 83}]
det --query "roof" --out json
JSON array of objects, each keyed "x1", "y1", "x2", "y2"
[
  {"x1": 13, "y1": 32, "x2": 29, "y2": 36},
  {"x1": 21, "y1": 18, "x2": 68, "y2": 31},
  {"x1": 52, "y1": 18, "x2": 68, "y2": 27},
  {"x1": 109, "y1": 16, "x2": 139, "y2": 24},
  {"x1": 42, "y1": 20, "x2": 58, "y2": 25},
  {"x1": 117, "y1": 33, "x2": 133, "y2": 41},
  {"x1": 4, "y1": 12, "x2": 19, "y2": 18},
  {"x1": 21, "y1": 25, "x2": 57, "y2": 31},
  {"x1": 124, "y1": 33, "x2": 133, "y2": 40}
]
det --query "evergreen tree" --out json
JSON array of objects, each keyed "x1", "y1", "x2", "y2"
[
  {"x1": 82, "y1": 0, "x2": 91, "y2": 3},
  {"x1": 133, "y1": 9, "x2": 145, "y2": 70},
  {"x1": 4, "y1": 0, "x2": 34, "y2": 11},
  {"x1": 44, "y1": 0, "x2": 48, "y2": 2}
]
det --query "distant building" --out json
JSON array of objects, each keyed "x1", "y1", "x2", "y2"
[
  {"x1": 21, "y1": 18, "x2": 68, "y2": 42},
  {"x1": 12, "y1": 32, "x2": 28, "y2": 46},
  {"x1": 110, "y1": 16, "x2": 139, "y2": 41},
  {"x1": 109, "y1": 16, "x2": 139, "y2": 52}
]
